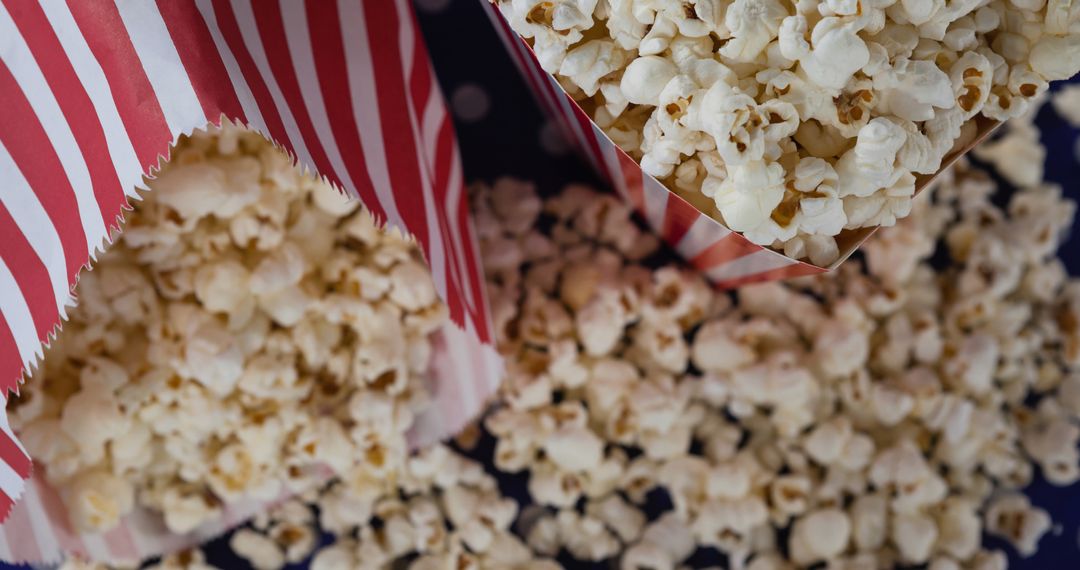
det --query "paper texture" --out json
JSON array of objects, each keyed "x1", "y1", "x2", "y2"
[{"x1": 0, "y1": 0, "x2": 501, "y2": 562}]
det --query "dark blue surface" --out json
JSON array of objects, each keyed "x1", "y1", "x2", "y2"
[{"x1": 8, "y1": 1, "x2": 1078, "y2": 568}]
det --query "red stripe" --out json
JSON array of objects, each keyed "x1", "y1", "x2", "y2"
[
  {"x1": 713, "y1": 260, "x2": 825, "y2": 290},
  {"x1": 364, "y1": 0, "x2": 430, "y2": 251},
  {"x1": 4, "y1": 0, "x2": 127, "y2": 229},
  {"x1": 432, "y1": 121, "x2": 464, "y2": 329},
  {"x1": 0, "y1": 313, "x2": 22, "y2": 396},
  {"x1": 438, "y1": 222, "x2": 465, "y2": 329},
  {"x1": 249, "y1": 3, "x2": 340, "y2": 188},
  {"x1": 453, "y1": 223, "x2": 491, "y2": 343},
  {"x1": 0, "y1": 431, "x2": 30, "y2": 480},
  {"x1": 407, "y1": 34, "x2": 442, "y2": 225},
  {"x1": 565, "y1": 96, "x2": 611, "y2": 179},
  {"x1": 66, "y1": 0, "x2": 172, "y2": 170},
  {"x1": 661, "y1": 193, "x2": 700, "y2": 247},
  {"x1": 689, "y1": 233, "x2": 763, "y2": 270},
  {"x1": 0, "y1": 204, "x2": 59, "y2": 341},
  {"x1": 438, "y1": 116, "x2": 491, "y2": 341},
  {"x1": 0, "y1": 60, "x2": 89, "y2": 285},
  {"x1": 616, "y1": 151, "x2": 646, "y2": 213},
  {"x1": 303, "y1": 0, "x2": 385, "y2": 223},
  {"x1": 3, "y1": 496, "x2": 41, "y2": 562},
  {"x1": 0, "y1": 491, "x2": 11, "y2": 523},
  {"x1": 210, "y1": 0, "x2": 292, "y2": 153},
  {"x1": 156, "y1": 0, "x2": 246, "y2": 126},
  {"x1": 103, "y1": 519, "x2": 139, "y2": 560},
  {"x1": 406, "y1": 6, "x2": 433, "y2": 143}
]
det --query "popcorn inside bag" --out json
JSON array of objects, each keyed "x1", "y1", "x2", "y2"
[
  {"x1": 488, "y1": 0, "x2": 1080, "y2": 270},
  {"x1": 0, "y1": 0, "x2": 505, "y2": 561},
  {"x1": 0, "y1": 124, "x2": 500, "y2": 565}
]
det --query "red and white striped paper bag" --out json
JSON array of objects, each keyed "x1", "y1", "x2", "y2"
[
  {"x1": 480, "y1": 0, "x2": 1000, "y2": 290},
  {"x1": 0, "y1": 0, "x2": 502, "y2": 564}
]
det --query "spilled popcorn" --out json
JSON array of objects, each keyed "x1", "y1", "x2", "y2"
[
  {"x1": 186, "y1": 127, "x2": 1076, "y2": 569},
  {"x1": 9, "y1": 124, "x2": 445, "y2": 535},
  {"x1": 496, "y1": 0, "x2": 1080, "y2": 265},
  {"x1": 50, "y1": 111, "x2": 1080, "y2": 569},
  {"x1": 466, "y1": 162, "x2": 1077, "y2": 568}
]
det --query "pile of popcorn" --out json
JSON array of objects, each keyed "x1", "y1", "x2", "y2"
[
  {"x1": 497, "y1": 0, "x2": 1080, "y2": 265},
  {"x1": 8, "y1": 124, "x2": 446, "y2": 535},
  {"x1": 136, "y1": 103, "x2": 1076, "y2": 570},
  {"x1": 50, "y1": 95, "x2": 1080, "y2": 569}
]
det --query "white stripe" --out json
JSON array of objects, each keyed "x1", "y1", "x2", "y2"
[
  {"x1": 547, "y1": 74, "x2": 598, "y2": 168},
  {"x1": 0, "y1": 143, "x2": 70, "y2": 318},
  {"x1": 600, "y1": 143, "x2": 631, "y2": 201},
  {"x1": 21, "y1": 482, "x2": 61, "y2": 564},
  {"x1": 80, "y1": 533, "x2": 111, "y2": 563},
  {"x1": 0, "y1": 4, "x2": 107, "y2": 257},
  {"x1": 0, "y1": 522, "x2": 11, "y2": 563},
  {"x1": 340, "y1": 0, "x2": 405, "y2": 230},
  {"x1": 0, "y1": 259, "x2": 42, "y2": 367},
  {"x1": 0, "y1": 404, "x2": 26, "y2": 458},
  {"x1": 442, "y1": 143, "x2": 472, "y2": 309},
  {"x1": 392, "y1": 0, "x2": 448, "y2": 310},
  {"x1": 230, "y1": 0, "x2": 317, "y2": 174},
  {"x1": 278, "y1": 1, "x2": 359, "y2": 200},
  {"x1": 676, "y1": 214, "x2": 732, "y2": 261},
  {"x1": 420, "y1": 76, "x2": 443, "y2": 169},
  {"x1": 448, "y1": 325, "x2": 477, "y2": 424},
  {"x1": 193, "y1": 0, "x2": 269, "y2": 134},
  {"x1": 36, "y1": 1, "x2": 143, "y2": 201},
  {"x1": 113, "y1": 1, "x2": 206, "y2": 138},
  {"x1": 706, "y1": 249, "x2": 794, "y2": 284},
  {"x1": 0, "y1": 458, "x2": 23, "y2": 511},
  {"x1": 640, "y1": 175, "x2": 669, "y2": 236}
]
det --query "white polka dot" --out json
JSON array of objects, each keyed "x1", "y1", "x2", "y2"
[
  {"x1": 451, "y1": 84, "x2": 491, "y2": 123},
  {"x1": 415, "y1": 0, "x2": 452, "y2": 13},
  {"x1": 539, "y1": 120, "x2": 570, "y2": 156}
]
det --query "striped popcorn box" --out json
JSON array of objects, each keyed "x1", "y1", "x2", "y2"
[
  {"x1": 479, "y1": 1, "x2": 1000, "y2": 290},
  {"x1": 0, "y1": 0, "x2": 501, "y2": 564}
]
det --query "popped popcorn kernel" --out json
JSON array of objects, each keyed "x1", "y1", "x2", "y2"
[
  {"x1": 497, "y1": 0, "x2": 1080, "y2": 264},
  {"x1": 11, "y1": 123, "x2": 444, "y2": 535}
]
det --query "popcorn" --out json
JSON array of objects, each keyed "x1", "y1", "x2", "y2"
[
  {"x1": 64, "y1": 469, "x2": 135, "y2": 533},
  {"x1": 984, "y1": 493, "x2": 1052, "y2": 556},
  {"x1": 788, "y1": 508, "x2": 851, "y2": 565},
  {"x1": 499, "y1": 0, "x2": 1080, "y2": 264},
  {"x1": 445, "y1": 161, "x2": 1077, "y2": 569},
  {"x1": 542, "y1": 425, "x2": 604, "y2": 471},
  {"x1": 230, "y1": 529, "x2": 285, "y2": 570},
  {"x1": 1052, "y1": 83, "x2": 1080, "y2": 126},
  {"x1": 779, "y1": 15, "x2": 870, "y2": 91},
  {"x1": 10, "y1": 124, "x2": 444, "y2": 535},
  {"x1": 892, "y1": 511, "x2": 939, "y2": 564}
]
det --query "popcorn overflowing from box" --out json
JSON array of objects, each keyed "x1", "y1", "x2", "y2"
[{"x1": 487, "y1": 0, "x2": 1080, "y2": 270}]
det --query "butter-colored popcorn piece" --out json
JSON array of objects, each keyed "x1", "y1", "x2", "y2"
[
  {"x1": 231, "y1": 529, "x2": 285, "y2": 570},
  {"x1": 984, "y1": 493, "x2": 1052, "y2": 556},
  {"x1": 789, "y1": 508, "x2": 851, "y2": 565},
  {"x1": 64, "y1": 469, "x2": 135, "y2": 533}
]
